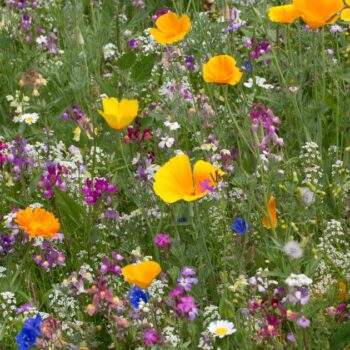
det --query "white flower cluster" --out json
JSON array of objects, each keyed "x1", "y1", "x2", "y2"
[
  {"x1": 162, "y1": 326, "x2": 181, "y2": 347},
  {"x1": 0, "y1": 266, "x2": 6, "y2": 279},
  {"x1": 103, "y1": 43, "x2": 118, "y2": 60},
  {"x1": 299, "y1": 141, "x2": 324, "y2": 187},
  {"x1": 203, "y1": 305, "x2": 221, "y2": 326},
  {"x1": 148, "y1": 279, "x2": 168, "y2": 302},
  {"x1": 0, "y1": 292, "x2": 17, "y2": 322},
  {"x1": 285, "y1": 273, "x2": 313, "y2": 287},
  {"x1": 315, "y1": 220, "x2": 350, "y2": 294},
  {"x1": 48, "y1": 286, "x2": 78, "y2": 320}
]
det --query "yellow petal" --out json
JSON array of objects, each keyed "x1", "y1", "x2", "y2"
[
  {"x1": 268, "y1": 4, "x2": 299, "y2": 24},
  {"x1": 341, "y1": 8, "x2": 350, "y2": 21},
  {"x1": 193, "y1": 160, "x2": 220, "y2": 195},
  {"x1": 347, "y1": 0, "x2": 350, "y2": 6},
  {"x1": 153, "y1": 154, "x2": 194, "y2": 203},
  {"x1": 118, "y1": 99, "x2": 139, "y2": 129},
  {"x1": 102, "y1": 97, "x2": 119, "y2": 115}
]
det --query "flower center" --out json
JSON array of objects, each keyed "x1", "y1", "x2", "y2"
[{"x1": 215, "y1": 327, "x2": 228, "y2": 336}]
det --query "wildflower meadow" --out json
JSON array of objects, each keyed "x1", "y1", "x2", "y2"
[{"x1": 1, "y1": 0, "x2": 350, "y2": 349}]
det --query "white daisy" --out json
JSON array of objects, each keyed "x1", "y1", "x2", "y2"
[
  {"x1": 208, "y1": 320, "x2": 236, "y2": 338},
  {"x1": 21, "y1": 112, "x2": 39, "y2": 125}
]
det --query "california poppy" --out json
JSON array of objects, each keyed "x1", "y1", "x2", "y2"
[
  {"x1": 341, "y1": 0, "x2": 350, "y2": 21},
  {"x1": 16, "y1": 207, "x2": 61, "y2": 240},
  {"x1": 122, "y1": 261, "x2": 161, "y2": 289},
  {"x1": 149, "y1": 12, "x2": 191, "y2": 45},
  {"x1": 268, "y1": 4, "x2": 300, "y2": 24},
  {"x1": 262, "y1": 196, "x2": 278, "y2": 229},
  {"x1": 292, "y1": 0, "x2": 343, "y2": 28},
  {"x1": 153, "y1": 154, "x2": 224, "y2": 203},
  {"x1": 203, "y1": 55, "x2": 243, "y2": 85},
  {"x1": 339, "y1": 282, "x2": 347, "y2": 302},
  {"x1": 98, "y1": 97, "x2": 138, "y2": 131}
]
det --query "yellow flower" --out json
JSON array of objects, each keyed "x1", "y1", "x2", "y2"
[
  {"x1": 149, "y1": 12, "x2": 191, "y2": 45},
  {"x1": 268, "y1": 4, "x2": 300, "y2": 24},
  {"x1": 341, "y1": 0, "x2": 350, "y2": 21},
  {"x1": 122, "y1": 261, "x2": 161, "y2": 289},
  {"x1": 98, "y1": 97, "x2": 138, "y2": 131},
  {"x1": 262, "y1": 196, "x2": 278, "y2": 229},
  {"x1": 16, "y1": 208, "x2": 61, "y2": 240},
  {"x1": 203, "y1": 55, "x2": 243, "y2": 85},
  {"x1": 292, "y1": 0, "x2": 343, "y2": 28},
  {"x1": 153, "y1": 154, "x2": 224, "y2": 204},
  {"x1": 73, "y1": 126, "x2": 81, "y2": 142}
]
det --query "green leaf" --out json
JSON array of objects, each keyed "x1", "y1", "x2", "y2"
[
  {"x1": 116, "y1": 52, "x2": 137, "y2": 70},
  {"x1": 54, "y1": 190, "x2": 85, "y2": 227},
  {"x1": 329, "y1": 319, "x2": 350, "y2": 350},
  {"x1": 131, "y1": 53, "x2": 157, "y2": 83}
]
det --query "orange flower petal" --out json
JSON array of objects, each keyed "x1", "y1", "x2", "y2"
[
  {"x1": 262, "y1": 196, "x2": 278, "y2": 229},
  {"x1": 193, "y1": 160, "x2": 220, "y2": 195},
  {"x1": 268, "y1": 4, "x2": 300, "y2": 24},
  {"x1": 16, "y1": 208, "x2": 61, "y2": 239},
  {"x1": 203, "y1": 55, "x2": 242, "y2": 85},
  {"x1": 293, "y1": 0, "x2": 343, "y2": 28},
  {"x1": 149, "y1": 12, "x2": 191, "y2": 45},
  {"x1": 122, "y1": 261, "x2": 161, "y2": 289}
]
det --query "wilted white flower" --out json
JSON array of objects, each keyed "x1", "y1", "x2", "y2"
[
  {"x1": 298, "y1": 187, "x2": 315, "y2": 206},
  {"x1": 283, "y1": 241, "x2": 303, "y2": 259}
]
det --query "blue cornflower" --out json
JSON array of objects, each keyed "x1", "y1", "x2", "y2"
[
  {"x1": 177, "y1": 216, "x2": 187, "y2": 223},
  {"x1": 16, "y1": 313, "x2": 42, "y2": 350},
  {"x1": 128, "y1": 286, "x2": 149, "y2": 310},
  {"x1": 231, "y1": 217, "x2": 251, "y2": 235},
  {"x1": 241, "y1": 60, "x2": 253, "y2": 75}
]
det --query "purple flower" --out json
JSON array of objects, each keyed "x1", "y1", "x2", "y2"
[
  {"x1": 144, "y1": 328, "x2": 159, "y2": 346},
  {"x1": 154, "y1": 233, "x2": 172, "y2": 253},
  {"x1": 250, "y1": 103, "x2": 283, "y2": 150},
  {"x1": 297, "y1": 316, "x2": 310, "y2": 328},
  {"x1": 177, "y1": 276, "x2": 198, "y2": 291},
  {"x1": 38, "y1": 163, "x2": 68, "y2": 198},
  {"x1": 127, "y1": 39, "x2": 138, "y2": 51},
  {"x1": 177, "y1": 296, "x2": 198, "y2": 320},
  {"x1": 82, "y1": 177, "x2": 118, "y2": 205},
  {"x1": 185, "y1": 56, "x2": 195, "y2": 70}
]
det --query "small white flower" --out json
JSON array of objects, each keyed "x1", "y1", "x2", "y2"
[
  {"x1": 283, "y1": 241, "x2": 303, "y2": 259},
  {"x1": 208, "y1": 320, "x2": 236, "y2": 338},
  {"x1": 164, "y1": 120, "x2": 181, "y2": 130},
  {"x1": 243, "y1": 78, "x2": 254, "y2": 88},
  {"x1": 36, "y1": 35, "x2": 47, "y2": 45},
  {"x1": 21, "y1": 113, "x2": 39, "y2": 125},
  {"x1": 159, "y1": 136, "x2": 175, "y2": 149}
]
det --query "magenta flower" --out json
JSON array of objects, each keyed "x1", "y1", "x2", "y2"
[
  {"x1": 144, "y1": 328, "x2": 159, "y2": 347},
  {"x1": 154, "y1": 233, "x2": 172, "y2": 253}
]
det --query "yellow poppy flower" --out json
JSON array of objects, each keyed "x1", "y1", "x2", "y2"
[
  {"x1": 341, "y1": 5, "x2": 350, "y2": 21},
  {"x1": 203, "y1": 55, "x2": 243, "y2": 85},
  {"x1": 16, "y1": 207, "x2": 61, "y2": 240},
  {"x1": 149, "y1": 12, "x2": 191, "y2": 45},
  {"x1": 268, "y1": 4, "x2": 300, "y2": 24},
  {"x1": 262, "y1": 196, "x2": 278, "y2": 229},
  {"x1": 98, "y1": 97, "x2": 138, "y2": 131},
  {"x1": 122, "y1": 261, "x2": 161, "y2": 289},
  {"x1": 292, "y1": 0, "x2": 343, "y2": 28},
  {"x1": 153, "y1": 154, "x2": 224, "y2": 204}
]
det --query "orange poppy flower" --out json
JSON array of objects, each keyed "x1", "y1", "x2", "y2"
[
  {"x1": 292, "y1": 0, "x2": 343, "y2": 28},
  {"x1": 339, "y1": 282, "x2": 347, "y2": 301},
  {"x1": 203, "y1": 55, "x2": 243, "y2": 85},
  {"x1": 153, "y1": 154, "x2": 224, "y2": 204},
  {"x1": 149, "y1": 12, "x2": 191, "y2": 45},
  {"x1": 122, "y1": 261, "x2": 162, "y2": 289},
  {"x1": 16, "y1": 207, "x2": 61, "y2": 240},
  {"x1": 98, "y1": 97, "x2": 138, "y2": 131},
  {"x1": 262, "y1": 196, "x2": 278, "y2": 229},
  {"x1": 268, "y1": 4, "x2": 300, "y2": 24}
]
